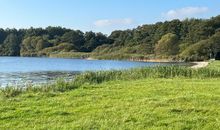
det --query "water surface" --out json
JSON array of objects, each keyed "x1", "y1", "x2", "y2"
[{"x1": 0, "y1": 57, "x2": 182, "y2": 86}]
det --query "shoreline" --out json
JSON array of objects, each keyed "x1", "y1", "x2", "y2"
[
  {"x1": 190, "y1": 61, "x2": 209, "y2": 69},
  {"x1": 58, "y1": 56, "x2": 210, "y2": 68},
  {"x1": 128, "y1": 58, "x2": 177, "y2": 63}
]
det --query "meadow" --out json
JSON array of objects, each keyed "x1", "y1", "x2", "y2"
[{"x1": 0, "y1": 61, "x2": 220, "y2": 129}]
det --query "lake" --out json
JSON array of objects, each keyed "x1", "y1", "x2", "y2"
[{"x1": 0, "y1": 57, "x2": 184, "y2": 87}]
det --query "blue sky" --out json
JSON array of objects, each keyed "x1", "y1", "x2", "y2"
[{"x1": 0, "y1": 0, "x2": 220, "y2": 34}]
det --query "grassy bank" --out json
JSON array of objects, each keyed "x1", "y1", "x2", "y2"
[
  {"x1": 0, "y1": 78, "x2": 219, "y2": 129},
  {"x1": 207, "y1": 60, "x2": 220, "y2": 70},
  {"x1": 0, "y1": 62, "x2": 220, "y2": 129},
  {"x1": 2, "y1": 65, "x2": 220, "y2": 97}
]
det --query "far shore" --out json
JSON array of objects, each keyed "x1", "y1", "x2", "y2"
[
  {"x1": 87, "y1": 56, "x2": 210, "y2": 68},
  {"x1": 48, "y1": 52, "x2": 211, "y2": 65},
  {"x1": 128, "y1": 58, "x2": 177, "y2": 63},
  {"x1": 85, "y1": 57, "x2": 175, "y2": 63}
]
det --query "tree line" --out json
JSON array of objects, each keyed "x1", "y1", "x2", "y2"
[
  {"x1": 0, "y1": 27, "x2": 112, "y2": 56},
  {"x1": 0, "y1": 15, "x2": 220, "y2": 61}
]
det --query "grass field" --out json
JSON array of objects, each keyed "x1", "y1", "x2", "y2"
[
  {"x1": 207, "y1": 60, "x2": 220, "y2": 70},
  {"x1": 0, "y1": 61, "x2": 220, "y2": 129}
]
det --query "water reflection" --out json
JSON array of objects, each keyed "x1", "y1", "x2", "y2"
[{"x1": 0, "y1": 71, "x2": 80, "y2": 87}]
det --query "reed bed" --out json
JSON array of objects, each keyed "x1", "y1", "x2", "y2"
[{"x1": 1, "y1": 65, "x2": 220, "y2": 97}]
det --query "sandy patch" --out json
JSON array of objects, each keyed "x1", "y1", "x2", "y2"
[{"x1": 191, "y1": 62, "x2": 209, "y2": 69}]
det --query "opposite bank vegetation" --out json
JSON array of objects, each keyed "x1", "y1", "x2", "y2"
[{"x1": 0, "y1": 15, "x2": 220, "y2": 61}]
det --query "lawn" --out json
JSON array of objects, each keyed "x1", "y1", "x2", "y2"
[
  {"x1": 0, "y1": 62, "x2": 220, "y2": 129},
  {"x1": 0, "y1": 78, "x2": 220, "y2": 129}
]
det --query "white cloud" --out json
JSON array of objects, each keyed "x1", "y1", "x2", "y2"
[
  {"x1": 163, "y1": 7, "x2": 209, "y2": 20},
  {"x1": 94, "y1": 18, "x2": 134, "y2": 27}
]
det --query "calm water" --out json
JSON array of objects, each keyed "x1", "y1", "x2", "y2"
[{"x1": 0, "y1": 57, "x2": 181, "y2": 86}]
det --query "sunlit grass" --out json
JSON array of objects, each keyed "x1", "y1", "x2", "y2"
[
  {"x1": 1, "y1": 65, "x2": 220, "y2": 97},
  {"x1": 0, "y1": 78, "x2": 219, "y2": 129},
  {"x1": 0, "y1": 62, "x2": 220, "y2": 129},
  {"x1": 207, "y1": 60, "x2": 220, "y2": 70}
]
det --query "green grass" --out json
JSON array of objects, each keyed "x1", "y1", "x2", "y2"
[
  {"x1": 0, "y1": 62, "x2": 220, "y2": 129},
  {"x1": 0, "y1": 78, "x2": 219, "y2": 129},
  {"x1": 2, "y1": 66, "x2": 220, "y2": 97},
  {"x1": 207, "y1": 60, "x2": 220, "y2": 70}
]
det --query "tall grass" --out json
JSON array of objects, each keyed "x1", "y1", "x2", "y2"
[
  {"x1": 0, "y1": 79, "x2": 79, "y2": 97},
  {"x1": 74, "y1": 66, "x2": 220, "y2": 84},
  {"x1": 1, "y1": 86, "x2": 23, "y2": 97},
  {"x1": 1, "y1": 66, "x2": 220, "y2": 97}
]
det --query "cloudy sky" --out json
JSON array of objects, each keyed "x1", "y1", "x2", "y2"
[{"x1": 0, "y1": 0, "x2": 220, "y2": 34}]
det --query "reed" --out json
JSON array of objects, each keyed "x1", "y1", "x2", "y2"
[
  {"x1": 1, "y1": 65, "x2": 220, "y2": 97},
  {"x1": 74, "y1": 66, "x2": 220, "y2": 84}
]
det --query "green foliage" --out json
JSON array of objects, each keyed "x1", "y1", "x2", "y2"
[
  {"x1": 74, "y1": 66, "x2": 220, "y2": 85},
  {"x1": 179, "y1": 42, "x2": 191, "y2": 53},
  {"x1": 94, "y1": 15, "x2": 220, "y2": 61},
  {"x1": 155, "y1": 33, "x2": 179, "y2": 56},
  {"x1": 1, "y1": 86, "x2": 23, "y2": 97},
  {"x1": 2, "y1": 65, "x2": 220, "y2": 97},
  {"x1": 0, "y1": 62, "x2": 220, "y2": 129},
  {"x1": 0, "y1": 27, "x2": 110, "y2": 57},
  {"x1": 1, "y1": 15, "x2": 220, "y2": 61},
  {"x1": 21, "y1": 36, "x2": 53, "y2": 56},
  {"x1": 0, "y1": 79, "x2": 78, "y2": 98},
  {"x1": 0, "y1": 33, "x2": 20, "y2": 56},
  {"x1": 83, "y1": 32, "x2": 112, "y2": 52},
  {"x1": 180, "y1": 40, "x2": 211, "y2": 61},
  {"x1": 61, "y1": 30, "x2": 85, "y2": 50},
  {"x1": 0, "y1": 29, "x2": 7, "y2": 44},
  {"x1": 180, "y1": 32, "x2": 220, "y2": 61},
  {"x1": 41, "y1": 43, "x2": 75, "y2": 56},
  {"x1": 207, "y1": 61, "x2": 220, "y2": 70}
]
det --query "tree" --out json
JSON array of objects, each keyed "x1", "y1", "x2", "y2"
[
  {"x1": 180, "y1": 32, "x2": 220, "y2": 61},
  {"x1": 0, "y1": 14, "x2": 220, "y2": 60},
  {"x1": 36, "y1": 39, "x2": 52, "y2": 51},
  {"x1": 154, "y1": 33, "x2": 179, "y2": 56},
  {"x1": 1, "y1": 33, "x2": 20, "y2": 56},
  {"x1": 208, "y1": 32, "x2": 220, "y2": 56},
  {"x1": 0, "y1": 29, "x2": 7, "y2": 44},
  {"x1": 46, "y1": 26, "x2": 70, "y2": 39},
  {"x1": 61, "y1": 30, "x2": 85, "y2": 50},
  {"x1": 180, "y1": 40, "x2": 211, "y2": 61}
]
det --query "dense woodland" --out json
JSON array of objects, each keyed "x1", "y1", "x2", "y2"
[{"x1": 0, "y1": 15, "x2": 220, "y2": 61}]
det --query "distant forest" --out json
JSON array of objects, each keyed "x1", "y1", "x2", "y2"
[{"x1": 0, "y1": 15, "x2": 220, "y2": 61}]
